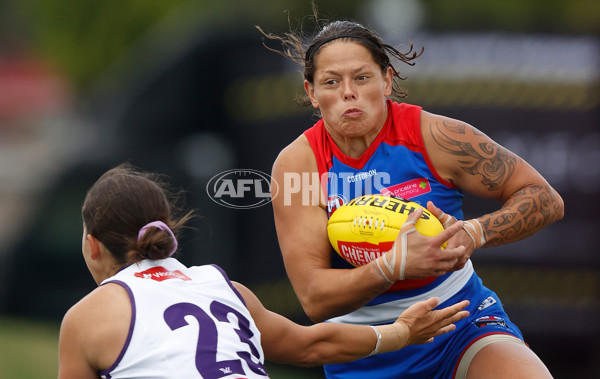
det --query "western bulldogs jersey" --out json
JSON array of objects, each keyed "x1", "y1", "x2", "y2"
[
  {"x1": 304, "y1": 100, "x2": 525, "y2": 378},
  {"x1": 99, "y1": 258, "x2": 268, "y2": 379},
  {"x1": 304, "y1": 99, "x2": 474, "y2": 325}
]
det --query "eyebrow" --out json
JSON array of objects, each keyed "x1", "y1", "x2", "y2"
[{"x1": 320, "y1": 65, "x2": 373, "y2": 77}]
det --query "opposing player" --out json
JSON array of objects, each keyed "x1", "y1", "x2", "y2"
[
  {"x1": 57, "y1": 163, "x2": 470, "y2": 378},
  {"x1": 259, "y1": 6, "x2": 564, "y2": 379}
]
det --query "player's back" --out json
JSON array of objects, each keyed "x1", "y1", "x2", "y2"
[{"x1": 99, "y1": 258, "x2": 269, "y2": 379}]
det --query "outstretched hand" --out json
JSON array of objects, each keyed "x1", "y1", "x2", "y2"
[{"x1": 395, "y1": 297, "x2": 470, "y2": 345}]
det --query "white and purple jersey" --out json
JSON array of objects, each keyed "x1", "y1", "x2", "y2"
[{"x1": 99, "y1": 258, "x2": 268, "y2": 379}]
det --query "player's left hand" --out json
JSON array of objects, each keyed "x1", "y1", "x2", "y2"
[
  {"x1": 395, "y1": 297, "x2": 470, "y2": 345},
  {"x1": 427, "y1": 201, "x2": 473, "y2": 270}
]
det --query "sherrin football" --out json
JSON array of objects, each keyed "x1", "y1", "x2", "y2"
[{"x1": 327, "y1": 194, "x2": 445, "y2": 267}]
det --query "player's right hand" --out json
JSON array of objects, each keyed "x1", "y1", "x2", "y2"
[{"x1": 389, "y1": 208, "x2": 466, "y2": 280}]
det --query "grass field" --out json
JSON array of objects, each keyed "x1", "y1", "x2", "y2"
[
  {"x1": 0, "y1": 317, "x2": 60, "y2": 379},
  {"x1": 0, "y1": 316, "x2": 324, "y2": 378}
]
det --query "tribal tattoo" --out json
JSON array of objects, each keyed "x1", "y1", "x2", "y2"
[
  {"x1": 431, "y1": 120, "x2": 518, "y2": 191},
  {"x1": 481, "y1": 184, "x2": 563, "y2": 246},
  {"x1": 430, "y1": 120, "x2": 562, "y2": 246}
]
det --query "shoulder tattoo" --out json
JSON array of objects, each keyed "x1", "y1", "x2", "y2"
[{"x1": 430, "y1": 119, "x2": 519, "y2": 191}]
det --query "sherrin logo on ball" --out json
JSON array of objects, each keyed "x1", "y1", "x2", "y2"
[{"x1": 327, "y1": 194, "x2": 445, "y2": 267}]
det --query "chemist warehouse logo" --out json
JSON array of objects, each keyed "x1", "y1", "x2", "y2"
[{"x1": 206, "y1": 169, "x2": 279, "y2": 209}]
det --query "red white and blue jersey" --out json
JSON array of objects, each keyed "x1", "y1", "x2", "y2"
[
  {"x1": 99, "y1": 258, "x2": 268, "y2": 379},
  {"x1": 304, "y1": 99, "x2": 474, "y2": 325},
  {"x1": 305, "y1": 100, "x2": 524, "y2": 378}
]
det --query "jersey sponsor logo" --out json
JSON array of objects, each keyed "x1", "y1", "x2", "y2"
[
  {"x1": 206, "y1": 169, "x2": 278, "y2": 209},
  {"x1": 345, "y1": 169, "x2": 378, "y2": 183},
  {"x1": 477, "y1": 296, "x2": 497, "y2": 311},
  {"x1": 473, "y1": 316, "x2": 508, "y2": 329},
  {"x1": 381, "y1": 178, "x2": 431, "y2": 199},
  {"x1": 327, "y1": 194, "x2": 347, "y2": 217},
  {"x1": 134, "y1": 266, "x2": 191, "y2": 282}
]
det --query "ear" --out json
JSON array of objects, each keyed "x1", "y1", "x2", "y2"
[
  {"x1": 86, "y1": 234, "x2": 103, "y2": 261},
  {"x1": 304, "y1": 80, "x2": 319, "y2": 109},
  {"x1": 383, "y1": 66, "x2": 393, "y2": 97}
]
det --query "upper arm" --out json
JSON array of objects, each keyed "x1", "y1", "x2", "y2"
[
  {"x1": 271, "y1": 137, "x2": 333, "y2": 302},
  {"x1": 420, "y1": 111, "x2": 552, "y2": 203},
  {"x1": 58, "y1": 303, "x2": 101, "y2": 379},
  {"x1": 58, "y1": 283, "x2": 131, "y2": 379}
]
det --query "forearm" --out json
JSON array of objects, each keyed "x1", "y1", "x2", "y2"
[
  {"x1": 292, "y1": 262, "x2": 391, "y2": 322},
  {"x1": 289, "y1": 321, "x2": 407, "y2": 366},
  {"x1": 477, "y1": 184, "x2": 564, "y2": 247}
]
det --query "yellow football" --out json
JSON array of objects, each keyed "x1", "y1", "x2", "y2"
[{"x1": 327, "y1": 194, "x2": 445, "y2": 267}]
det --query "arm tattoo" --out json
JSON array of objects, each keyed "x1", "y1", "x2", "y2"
[
  {"x1": 481, "y1": 184, "x2": 563, "y2": 246},
  {"x1": 431, "y1": 120, "x2": 518, "y2": 191},
  {"x1": 430, "y1": 120, "x2": 563, "y2": 246}
]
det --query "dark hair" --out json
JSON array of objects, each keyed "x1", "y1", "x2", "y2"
[
  {"x1": 256, "y1": 3, "x2": 423, "y2": 106},
  {"x1": 82, "y1": 163, "x2": 194, "y2": 265}
]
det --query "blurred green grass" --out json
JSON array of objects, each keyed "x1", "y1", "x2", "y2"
[
  {"x1": 0, "y1": 317, "x2": 60, "y2": 379},
  {"x1": 0, "y1": 316, "x2": 323, "y2": 378}
]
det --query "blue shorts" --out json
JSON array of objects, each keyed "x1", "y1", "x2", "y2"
[{"x1": 323, "y1": 273, "x2": 524, "y2": 379}]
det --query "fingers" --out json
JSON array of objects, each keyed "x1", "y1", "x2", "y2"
[
  {"x1": 432, "y1": 219, "x2": 464, "y2": 246},
  {"x1": 402, "y1": 207, "x2": 422, "y2": 230},
  {"x1": 427, "y1": 201, "x2": 456, "y2": 228},
  {"x1": 427, "y1": 300, "x2": 470, "y2": 340},
  {"x1": 429, "y1": 324, "x2": 457, "y2": 340},
  {"x1": 401, "y1": 296, "x2": 439, "y2": 318},
  {"x1": 421, "y1": 296, "x2": 441, "y2": 311},
  {"x1": 438, "y1": 245, "x2": 467, "y2": 263},
  {"x1": 441, "y1": 300, "x2": 470, "y2": 317},
  {"x1": 426, "y1": 201, "x2": 443, "y2": 219},
  {"x1": 434, "y1": 300, "x2": 470, "y2": 324},
  {"x1": 397, "y1": 298, "x2": 470, "y2": 346}
]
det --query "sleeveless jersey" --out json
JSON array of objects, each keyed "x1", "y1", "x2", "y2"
[
  {"x1": 304, "y1": 100, "x2": 474, "y2": 325},
  {"x1": 98, "y1": 258, "x2": 268, "y2": 379},
  {"x1": 304, "y1": 100, "x2": 525, "y2": 378}
]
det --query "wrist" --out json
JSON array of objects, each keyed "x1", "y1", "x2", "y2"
[
  {"x1": 371, "y1": 322, "x2": 410, "y2": 354},
  {"x1": 463, "y1": 219, "x2": 486, "y2": 249},
  {"x1": 375, "y1": 253, "x2": 395, "y2": 286}
]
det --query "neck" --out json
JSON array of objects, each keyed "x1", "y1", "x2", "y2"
[{"x1": 332, "y1": 134, "x2": 376, "y2": 159}]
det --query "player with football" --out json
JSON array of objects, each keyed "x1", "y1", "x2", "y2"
[
  {"x1": 261, "y1": 6, "x2": 564, "y2": 379},
  {"x1": 57, "y1": 163, "x2": 470, "y2": 379}
]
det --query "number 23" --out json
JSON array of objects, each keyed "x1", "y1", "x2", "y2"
[{"x1": 164, "y1": 301, "x2": 267, "y2": 378}]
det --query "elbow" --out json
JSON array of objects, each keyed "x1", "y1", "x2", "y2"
[
  {"x1": 556, "y1": 197, "x2": 565, "y2": 222},
  {"x1": 298, "y1": 292, "x2": 334, "y2": 323},
  {"x1": 296, "y1": 288, "x2": 331, "y2": 323},
  {"x1": 293, "y1": 351, "x2": 326, "y2": 367},
  {"x1": 551, "y1": 187, "x2": 565, "y2": 222},
  {"x1": 302, "y1": 301, "x2": 328, "y2": 323}
]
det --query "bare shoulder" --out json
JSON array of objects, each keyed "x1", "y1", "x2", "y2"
[
  {"x1": 420, "y1": 110, "x2": 489, "y2": 147},
  {"x1": 61, "y1": 282, "x2": 132, "y2": 370},
  {"x1": 272, "y1": 134, "x2": 316, "y2": 175},
  {"x1": 420, "y1": 110, "x2": 534, "y2": 199}
]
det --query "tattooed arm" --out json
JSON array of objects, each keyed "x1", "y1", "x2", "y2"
[{"x1": 420, "y1": 111, "x2": 564, "y2": 264}]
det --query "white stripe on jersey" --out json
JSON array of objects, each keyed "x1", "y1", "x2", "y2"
[{"x1": 327, "y1": 260, "x2": 474, "y2": 325}]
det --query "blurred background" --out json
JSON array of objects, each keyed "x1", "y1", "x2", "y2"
[{"x1": 0, "y1": 0, "x2": 598, "y2": 377}]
